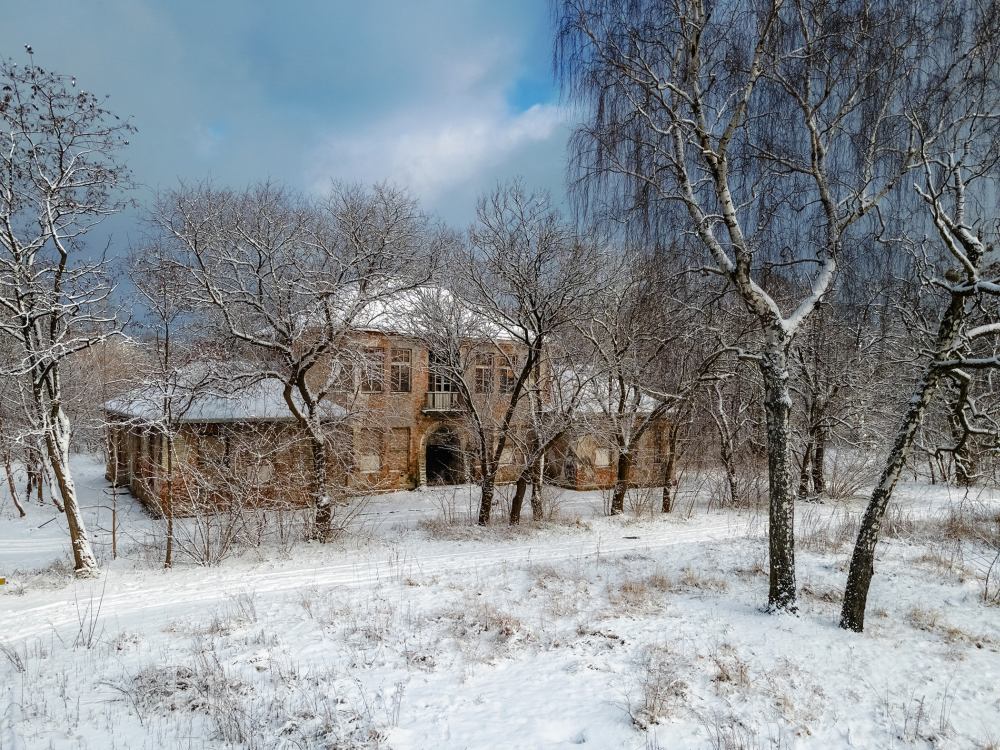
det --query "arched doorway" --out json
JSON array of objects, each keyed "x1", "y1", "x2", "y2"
[{"x1": 424, "y1": 426, "x2": 463, "y2": 485}]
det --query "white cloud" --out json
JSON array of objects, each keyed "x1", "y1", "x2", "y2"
[{"x1": 309, "y1": 102, "x2": 568, "y2": 204}]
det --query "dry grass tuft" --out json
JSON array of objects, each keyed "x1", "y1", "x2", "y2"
[
  {"x1": 905, "y1": 606, "x2": 994, "y2": 648},
  {"x1": 608, "y1": 573, "x2": 674, "y2": 613},
  {"x1": 629, "y1": 643, "x2": 688, "y2": 729},
  {"x1": 434, "y1": 600, "x2": 531, "y2": 661},
  {"x1": 800, "y1": 581, "x2": 842, "y2": 604},
  {"x1": 798, "y1": 510, "x2": 858, "y2": 553},
  {"x1": 711, "y1": 644, "x2": 751, "y2": 689},
  {"x1": 677, "y1": 568, "x2": 729, "y2": 593},
  {"x1": 416, "y1": 517, "x2": 535, "y2": 541}
]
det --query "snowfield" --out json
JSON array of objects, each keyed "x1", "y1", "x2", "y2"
[{"x1": 1, "y1": 456, "x2": 999, "y2": 749}]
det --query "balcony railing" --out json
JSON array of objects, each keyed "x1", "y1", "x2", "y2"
[{"x1": 424, "y1": 391, "x2": 463, "y2": 411}]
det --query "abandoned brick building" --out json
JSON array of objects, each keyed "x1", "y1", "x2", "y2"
[{"x1": 106, "y1": 295, "x2": 668, "y2": 515}]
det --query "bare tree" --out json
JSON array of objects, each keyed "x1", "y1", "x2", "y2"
[
  {"x1": 707, "y1": 373, "x2": 760, "y2": 508},
  {"x1": 409, "y1": 184, "x2": 603, "y2": 525},
  {"x1": 841, "y1": 46, "x2": 1000, "y2": 631},
  {"x1": 0, "y1": 58, "x2": 133, "y2": 575},
  {"x1": 555, "y1": 0, "x2": 976, "y2": 610},
  {"x1": 126, "y1": 249, "x2": 214, "y2": 567},
  {"x1": 0, "y1": 356, "x2": 27, "y2": 518},
  {"x1": 789, "y1": 265, "x2": 904, "y2": 502},
  {"x1": 152, "y1": 182, "x2": 437, "y2": 541},
  {"x1": 507, "y1": 336, "x2": 597, "y2": 524},
  {"x1": 577, "y1": 255, "x2": 719, "y2": 514}
]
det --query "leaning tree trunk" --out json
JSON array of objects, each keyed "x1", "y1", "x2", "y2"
[
  {"x1": 509, "y1": 470, "x2": 529, "y2": 525},
  {"x1": 3, "y1": 451, "x2": 26, "y2": 518},
  {"x1": 46, "y1": 409, "x2": 98, "y2": 576},
  {"x1": 840, "y1": 369, "x2": 943, "y2": 631},
  {"x1": 610, "y1": 450, "x2": 632, "y2": 515},
  {"x1": 759, "y1": 338, "x2": 797, "y2": 612},
  {"x1": 0, "y1": 419, "x2": 25, "y2": 517},
  {"x1": 840, "y1": 295, "x2": 965, "y2": 632}
]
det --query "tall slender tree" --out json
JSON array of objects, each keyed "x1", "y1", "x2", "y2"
[
  {"x1": 841, "y1": 42, "x2": 1000, "y2": 630},
  {"x1": 0, "y1": 58, "x2": 133, "y2": 575}
]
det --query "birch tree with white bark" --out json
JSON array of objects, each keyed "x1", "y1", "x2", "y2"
[
  {"x1": 555, "y1": 0, "x2": 971, "y2": 611},
  {"x1": 841, "y1": 34, "x2": 1000, "y2": 630},
  {"x1": 0, "y1": 58, "x2": 133, "y2": 575}
]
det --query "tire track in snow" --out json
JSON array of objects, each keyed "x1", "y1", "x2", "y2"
[{"x1": 1, "y1": 521, "x2": 744, "y2": 642}]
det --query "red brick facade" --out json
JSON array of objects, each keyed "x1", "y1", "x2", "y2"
[{"x1": 106, "y1": 330, "x2": 667, "y2": 516}]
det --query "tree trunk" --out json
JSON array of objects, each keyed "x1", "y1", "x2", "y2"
[
  {"x1": 33, "y1": 455, "x2": 44, "y2": 504},
  {"x1": 478, "y1": 475, "x2": 495, "y2": 526},
  {"x1": 759, "y1": 339, "x2": 797, "y2": 612},
  {"x1": 840, "y1": 370, "x2": 943, "y2": 631},
  {"x1": 46, "y1": 410, "x2": 98, "y2": 576},
  {"x1": 509, "y1": 471, "x2": 528, "y2": 525},
  {"x1": 811, "y1": 424, "x2": 827, "y2": 496},
  {"x1": 797, "y1": 440, "x2": 814, "y2": 499},
  {"x1": 25, "y1": 449, "x2": 47, "y2": 506},
  {"x1": 840, "y1": 293, "x2": 965, "y2": 632},
  {"x1": 3, "y1": 453, "x2": 26, "y2": 517},
  {"x1": 610, "y1": 450, "x2": 632, "y2": 515},
  {"x1": 720, "y1": 437, "x2": 740, "y2": 509},
  {"x1": 164, "y1": 433, "x2": 174, "y2": 568},
  {"x1": 529, "y1": 458, "x2": 544, "y2": 522},
  {"x1": 954, "y1": 449, "x2": 974, "y2": 487},
  {"x1": 310, "y1": 435, "x2": 332, "y2": 542},
  {"x1": 950, "y1": 397, "x2": 975, "y2": 487},
  {"x1": 661, "y1": 434, "x2": 677, "y2": 513}
]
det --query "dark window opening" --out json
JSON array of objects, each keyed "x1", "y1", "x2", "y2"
[{"x1": 425, "y1": 427, "x2": 463, "y2": 485}]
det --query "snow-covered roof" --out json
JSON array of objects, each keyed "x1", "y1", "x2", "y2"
[
  {"x1": 301, "y1": 284, "x2": 527, "y2": 342},
  {"x1": 556, "y1": 369, "x2": 667, "y2": 416},
  {"x1": 105, "y1": 377, "x2": 345, "y2": 425}
]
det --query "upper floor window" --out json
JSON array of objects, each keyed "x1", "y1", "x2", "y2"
[
  {"x1": 331, "y1": 356, "x2": 354, "y2": 393},
  {"x1": 390, "y1": 348, "x2": 412, "y2": 392},
  {"x1": 498, "y1": 364, "x2": 516, "y2": 393},
  {"x1": 474, "y1": 352, "x2": 494, "y2": 394},
  {"x1": 360, "y1": 347, "x2": 385, "y2": 393},
  {"x1": 428, "y1": 350, "x2": 456, "y2": 392}
]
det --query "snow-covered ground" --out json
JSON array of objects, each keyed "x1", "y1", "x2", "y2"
[{"x1": 1, "y1": 456, "x2": 999, "y2": 749}]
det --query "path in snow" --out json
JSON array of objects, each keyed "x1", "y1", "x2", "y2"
[{"x1": 1, "y1": 518, "x2": 745, "y2": 644}]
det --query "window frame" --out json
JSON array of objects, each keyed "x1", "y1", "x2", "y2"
[
  {"x1": 473, "y1": 351, "x2": 495, "y2": 394},
  {"x1": 498, "y1": 364, "x2": 516, "y2": 394},
  {"x1": 360, "y1": 346, "x2": 386, "y2": 393},
  {"x1": 428, "y1": 350, "x2": 456, "y2": 393},
  {"x1": 390, "y1": 347, "x2": 412, "y2": 393}
]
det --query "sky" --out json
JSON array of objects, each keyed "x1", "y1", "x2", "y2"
[{"x1": 2, "y1": 0, "x2": 573, "y2": 245}]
